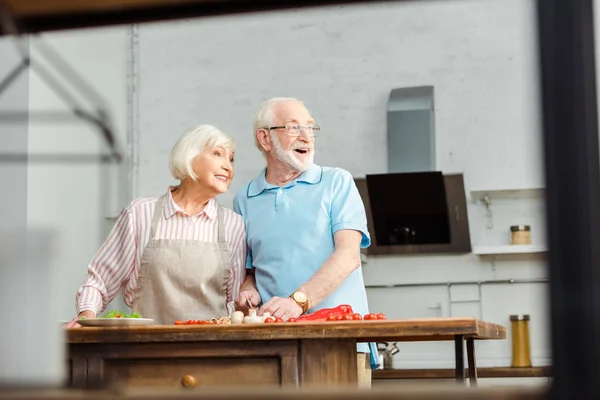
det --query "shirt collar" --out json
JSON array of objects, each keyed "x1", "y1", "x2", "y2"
[
  {"x1": 163, "y1": 187, "x2": 218, "y2": 220},
  {"x1": 247, "y1": 164, "x2": 323, "y2": 198}
]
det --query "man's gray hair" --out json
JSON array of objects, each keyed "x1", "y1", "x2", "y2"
[
  {"x1": 253, "y1": 97, "x2": 304, "y2": 152},
  {"x1": 169, "y1": 124, "x2": 235, "y2": 181}
]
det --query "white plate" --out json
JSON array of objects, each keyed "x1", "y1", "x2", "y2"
[{"x1": 77, "y1": 318, "x2": 155, "y2": 327}]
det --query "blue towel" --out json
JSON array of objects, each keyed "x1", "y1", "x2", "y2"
[{"x1": 368, "y1": 342, "x2": 381, "y2": 370}]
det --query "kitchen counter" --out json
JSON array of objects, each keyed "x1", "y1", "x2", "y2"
[{"x1": 65, "y1": 317, "x2": 505, "y2": 390}]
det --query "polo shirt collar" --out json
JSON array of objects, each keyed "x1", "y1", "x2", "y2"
[{"x1": 247, "y1": 164, "x2": 323, "y2": 197}]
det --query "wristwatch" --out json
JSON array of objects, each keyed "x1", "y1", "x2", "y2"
[{"x1": 290, "y1": 291, "x2": 310, "y2": 314}]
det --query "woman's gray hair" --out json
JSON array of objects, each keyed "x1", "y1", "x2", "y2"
[
  {"x1": 253, "y1": 97, "x2": 303, "y2": 152},
  {"x1": 169, "y1": 124, "x2": 235, "y2": 181}
]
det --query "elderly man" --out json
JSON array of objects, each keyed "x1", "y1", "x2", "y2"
[{"x1": 233, "y1": 97, "x2": 379, "y2": 387}]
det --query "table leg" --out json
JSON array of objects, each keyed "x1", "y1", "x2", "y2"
[
  {"x1": 466, "y1": 337, "x2": 478, "y2": 386},
  {"x1": 454, "y1": 335, "x2": 465, "y2": 383}
]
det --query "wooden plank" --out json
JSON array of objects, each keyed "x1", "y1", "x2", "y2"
[
  {"x1": 373, "y1": 366, "x2": 552, "y2": 380},
  {"x1": 0, "y1": 0, "x2": 398, "y2": 35},
  {"x1": 65, "y1": 318, "x2": 506, "y2": 344},
  {"x1": 299, "y1": 339, "x2": 357, "y2": 386},
  {"x1": 0, "y1": 385, "x2": 547, "y2": 399},
  {"x1": 69, "y1": 340, "x2": 298, "y2": 359},
  {"x1": 4, "y1": 0, "x2": 203, "y2": 17}
]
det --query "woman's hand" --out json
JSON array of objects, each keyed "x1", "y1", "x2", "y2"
[
  {"x1": 235, "y1": 290, "x2": 261, "y2": 314},
  {"x1": 65, "y1": 310, "x2": 96, "y2": 328}
]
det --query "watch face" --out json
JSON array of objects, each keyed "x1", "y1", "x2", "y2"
[{"x1": 294, "y1": 292, "x2": 307, "y2": 303}]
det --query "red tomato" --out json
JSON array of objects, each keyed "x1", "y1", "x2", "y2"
[
  {"x1": 363, "y1": 313, "x2": 376, "y2": 320},
  {"x1": 264, "y1": 317, "x2": 275, "y2": 323},
  {"x1": 326, "y1": 315, "x2": 338, "y2": 322},
  {"x1": 352, "y1": 313, "x2": 363, "y2": 320},
  {"x1": 174, "y1": 320, "x2": 185, "y2": 325},
  {"x1": 377, "y1": 313, "x2": 386, "y2": 320},
  {"x1": 342, "y1": 314, "x2": 353, "y2": 321},
  {"x1": 287, "y1": 318, "x2": 297, "y2": 322},
  {"x1": 274, "y1": 318, "x2": 284, "y2": 323},
  {"x1": 186, "y1": 320, "x2": 197, "y2": 325}
]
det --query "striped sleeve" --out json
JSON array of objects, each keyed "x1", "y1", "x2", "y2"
[
  {"x1": 225, "y1": 210, "x2": 247, "y2": 315},
  {"x1": 75, "y1": 205, "x2": 139, "y2": 316}
]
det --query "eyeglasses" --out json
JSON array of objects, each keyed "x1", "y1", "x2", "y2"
[{"x1": 267, "y1": 124, "x2": 321, "y2": 137}]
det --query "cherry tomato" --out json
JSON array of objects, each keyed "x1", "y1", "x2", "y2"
[
  {"x1": 186, "y1": 320, "x2": 197, "y2": 324},
  {"x1": 174, "y1": 320, "x2": 185, "y2": 325},
  {"x1": 326, "y1": 315, "x2": 338, "y2": 321},
  {"x1": 377, "y1": 313, "x2": 386, "y2": 320},
  {"x1": 363, "y1": 313, "x2": 376, "y2": 320},
  {"x1": 352, "y1": 313, "x2": 363, "y2": 320},
  {"x1": 274, "y1": 318, "x2": 284, "y2": 323},
  {"x1": 196, "y1": 320, "x2": 205, "y2": 324},
  {"x1": 342, "y1": 314, "x2": 353, "y2": 321},
  {"x1": 287, "y1": 318, "x2": 297, "y2": 322},
  {"x1": 264, "y1": 317, "x2": 275, "y2": 323}
]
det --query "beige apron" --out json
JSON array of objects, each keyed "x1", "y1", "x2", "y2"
[{"x1": 132, "y1": 194, "x2": 231, "y2": 325}]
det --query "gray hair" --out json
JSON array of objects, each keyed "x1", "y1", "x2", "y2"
[
  {"x1": 169, "y1": 124, "x2": 235, "y2": 181},
  {"x1": 253, "y1": 97, "x2": 304, "y2": 152}
]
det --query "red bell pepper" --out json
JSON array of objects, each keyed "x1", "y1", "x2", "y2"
[{"x1": 296, "y1": 304, "x2": 354, "y2": 321}]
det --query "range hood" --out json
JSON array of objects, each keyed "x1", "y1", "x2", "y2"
[{"x1": 353, "y1": 86, "x2": 471, "y2": 255}]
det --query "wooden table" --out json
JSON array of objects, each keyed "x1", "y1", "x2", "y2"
[{"x1": 65, "y1": 318, "x2": 505, "y2": 390}]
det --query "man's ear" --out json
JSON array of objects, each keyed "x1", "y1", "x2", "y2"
[{"x1": 256, "y1": 129, "x2": 272, "y2": 152}]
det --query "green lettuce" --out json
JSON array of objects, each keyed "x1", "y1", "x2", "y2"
[{"x1": 102, "y1": 310, "x2": 142, "y2": 318}]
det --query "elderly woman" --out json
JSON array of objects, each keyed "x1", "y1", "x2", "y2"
[{"x1": 67, "y1": 124, "x2": 245, "y2": 327}]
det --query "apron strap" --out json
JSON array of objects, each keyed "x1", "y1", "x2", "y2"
[
  {"x1": 216, "y1": 204, "x2": 231, "y2": 311},
  {"x1": 150, "y1": 194, "x2": 167, "y2": 240},
  {"x1": 217, "y1": 205, "x2": 227, "y2": 246}
]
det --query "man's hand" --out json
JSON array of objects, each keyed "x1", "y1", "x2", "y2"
[
  {"x1": 236, "y1": 290, "x2": 261, "y2": 314},
  {"x1": 259, "y1": 296, "x2": 302, "y2": 321}
]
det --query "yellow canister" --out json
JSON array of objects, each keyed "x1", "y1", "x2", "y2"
[{"x1": 510, "y1": 314, "x2": 532, "y2": 368}]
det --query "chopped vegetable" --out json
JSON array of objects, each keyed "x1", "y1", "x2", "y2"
[{"x1": 102, "y1": 310, "x2": 142, "y2": 319}]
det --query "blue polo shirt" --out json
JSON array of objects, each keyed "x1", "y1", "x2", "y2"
[{"x1": 233, "y1": 164, "x2": 380, "y2": 369}]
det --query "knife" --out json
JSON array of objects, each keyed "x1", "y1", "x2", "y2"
[{"x1": 246, "y1": 298, "x2": 256, "y2": 310}]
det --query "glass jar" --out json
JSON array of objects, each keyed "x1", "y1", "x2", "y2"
[{"x1": 510, "y1": 225, "x2": 531, "y2": 245}]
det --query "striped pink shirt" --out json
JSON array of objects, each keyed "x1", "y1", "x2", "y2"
[{"x1": 76, "y1": 188, "x2": 247, "y2": 317}]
